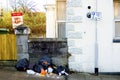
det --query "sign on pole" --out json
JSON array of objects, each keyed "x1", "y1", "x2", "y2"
[
  {"x1": 91, "y1": 12, "x2": 102, "y2": 21},
  {"x1": 11, "y1": 12, "x2": 23, "y2": 28}
]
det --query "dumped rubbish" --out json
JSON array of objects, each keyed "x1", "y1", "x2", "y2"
[
  {"x1": 56, "y1": 66, "x2": 69, "y2": 76},
  {"x1": 32, "y1": 63, "x2": 43, "y2": 73},
  {"x1": 27, "y1": 70, "x2": 36, "y2": 75},
  {"x1": 15, "y1": 56, "x2": 68, "y2": 78},
  {"x1": 15, "y1": 58, "x2": 29, "y2": 71}
]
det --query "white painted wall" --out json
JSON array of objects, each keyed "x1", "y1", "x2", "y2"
[
  {"x1": 45, "y1": 0, "x2": 120, "y2": 73},
  {"x1": 45, "y1": 0, "x2": 55, "y2": 4},
  {"x1": 66, "y1": 0, "x2": 97, "y2": 73},
  {"x1": 113, "y1": 43, "x2": 120, "y2": 72},
  {"x1": 66, "y1": 0, "x2": 120, "y2": 73}
]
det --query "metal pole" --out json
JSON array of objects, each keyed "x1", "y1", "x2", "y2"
[
  {"x1": 94, "y1": 0, "x2": 99, "y2": 75},
  {"x1": 95, "y1": 20, "x2": 99, "y2": 75}
]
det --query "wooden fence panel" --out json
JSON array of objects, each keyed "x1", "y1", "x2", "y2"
[{"x1": 0, "y1": 34, "x2": 17, "y2": 60}]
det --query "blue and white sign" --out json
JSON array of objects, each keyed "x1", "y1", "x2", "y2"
[{"x1": 91, "y1": 12, "x2": 102, "y2": 21}]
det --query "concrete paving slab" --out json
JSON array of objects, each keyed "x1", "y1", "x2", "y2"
[{"x1": 0, "y1": 67, "x2": 120, "y2": 80}]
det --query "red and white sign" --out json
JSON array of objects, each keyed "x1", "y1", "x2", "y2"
[{"x1": 11, "y1": 12, "x2": 23, "y2": 28}]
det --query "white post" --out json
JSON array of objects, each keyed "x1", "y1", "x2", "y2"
[
  {"x1": 45, "y1": 4, "x2": 56, "y2": 38},
  {"x1": 94, "y1": 0, "x2": 99, "y2": 75}
]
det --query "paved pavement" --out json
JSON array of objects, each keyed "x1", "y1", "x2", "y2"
[{"x1": 0, "y1": 67, "x2": 120, "y2": 80}]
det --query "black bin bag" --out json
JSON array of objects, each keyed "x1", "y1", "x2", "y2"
[{"x1": 15, "y1": 58, "x2": 29, "y2": 71}]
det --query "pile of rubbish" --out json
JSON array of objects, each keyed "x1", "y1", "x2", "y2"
[{"x1": 15, "y1": 56, "x2": 68, "y2": 78}]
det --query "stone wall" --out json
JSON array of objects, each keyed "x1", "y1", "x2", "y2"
[
  {"x1": 16, "y1": 35, "x2": 29, "y2": 60},
  {"x1": 28, "y1": 38, "x2": 68, "y2": 67}
]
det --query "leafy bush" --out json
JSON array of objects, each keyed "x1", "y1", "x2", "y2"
[{"x1": 0, "y1": 11, "x2": 46, "y2": 37}]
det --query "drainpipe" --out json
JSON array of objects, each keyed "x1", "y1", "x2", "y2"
[{"x1": 94, "y1": 0, "x2": 99, "y2": 75}]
